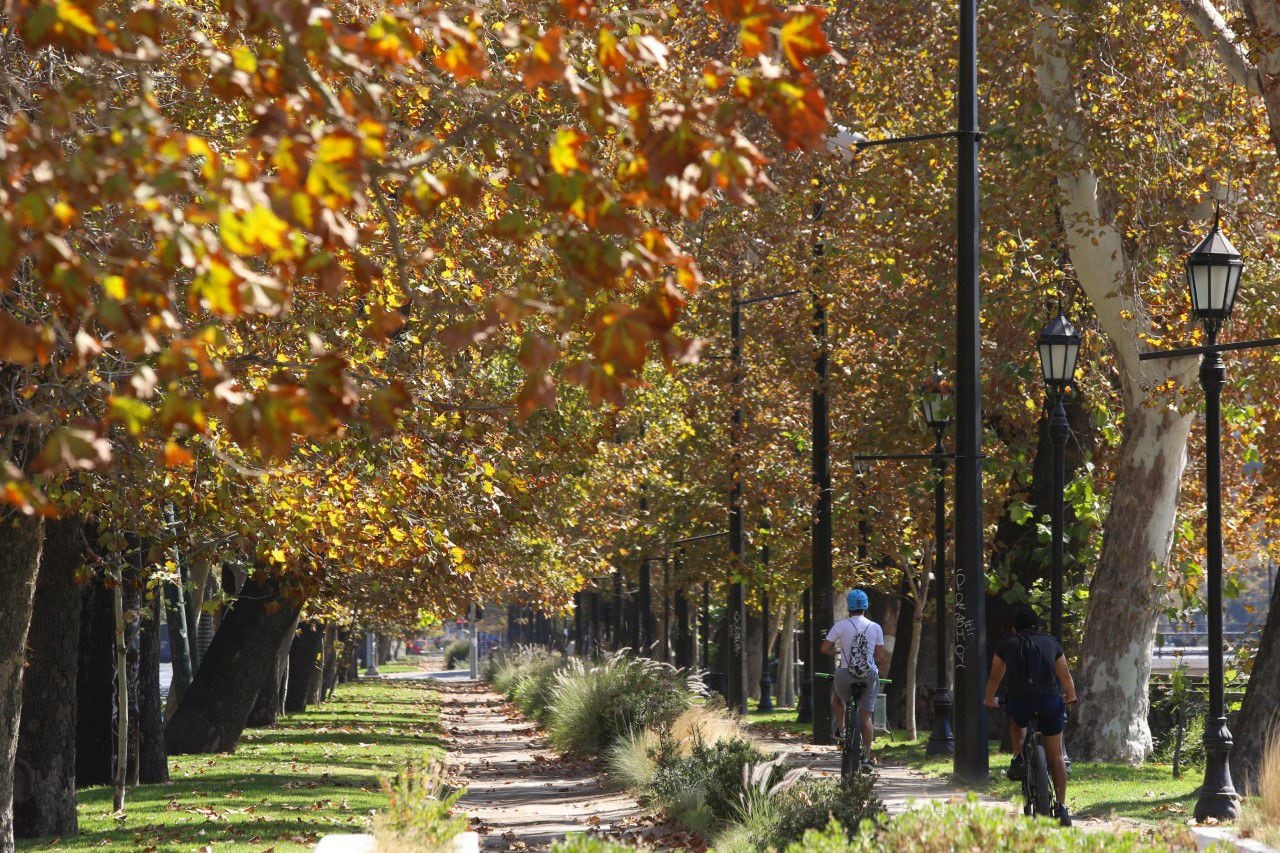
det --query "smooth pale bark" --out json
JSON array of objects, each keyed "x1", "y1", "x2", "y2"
[
  {"x1": 1034, "y1": 5, "x2": 1199, "y2": 762},
  {"x1": 285, "y1": 622, "x2": 323, "y2": 713},
  {"x1": 0, "y1": 511, "x2": 45, "y2": 853},
  {"x1": 1241, "y1": 0, "x2": 1280, "y2": 152},
  {"x1": 165, "y1": 577, "x2": 303, "y2": 754},
  {"x1": 15, "y1": 516, "x2": 83, "y2": 839},
  {"x1": 184, "y1": 560, "x2": 212, "y2": 673}
]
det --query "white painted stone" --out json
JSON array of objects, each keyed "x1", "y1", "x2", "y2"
[
  {"x1": 314, "y1": 831, "x2": 481, "y2": 852},
  {"x1": 1192, "y1": 826, "x2": 1278, "y2": 852}
]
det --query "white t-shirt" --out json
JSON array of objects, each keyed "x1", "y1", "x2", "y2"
[{"x1": 826, "y1": 615, "x2": 885, "y2": 675}]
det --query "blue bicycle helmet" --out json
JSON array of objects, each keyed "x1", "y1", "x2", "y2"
[{"x1": 846, "y1": 589, "x2": 870, "y2": 612}]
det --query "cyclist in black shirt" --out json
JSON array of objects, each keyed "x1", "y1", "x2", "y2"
[{"x1": 984, "y1": 605, "x2": 1078, "y2": 826}]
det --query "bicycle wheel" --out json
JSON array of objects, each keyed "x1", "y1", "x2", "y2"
[
  {"x1": 842, "y1": 704, "x2": 861, "y2": 779},
  {"x1": 1029, "y1": 743, "x2": 1053, "y2": 817}
]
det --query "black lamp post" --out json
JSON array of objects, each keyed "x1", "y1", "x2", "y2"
[
  {"x1": 758, "y1": 512, "x2": 775, "y2": 713},
  {"x1": 1187, "y1": 211, "x2": 1243, "y2": 822},
  {"x1": 1037, "y1": 311, "x2": 1081, "y2": 641},
  {"x1": 921, "y1": 364, "x2": 956, "y2": 756}
]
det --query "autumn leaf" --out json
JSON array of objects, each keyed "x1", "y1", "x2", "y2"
[
  {"x1": 548, "y1": 127, "x2": 588, "y2": 176},
  {"x1": 778, "y1": 7, "x2": 829, "y2": 72},
  {"x1": 522, "y1": 28, "x2": 566, "y2": 89},
  {"x1": 163, "y1": 442, "x2": 194, "y2": 467},
  {"x1": 0, "y1": 312, "x2": 52, "y2": 366},
  {"x1": 33, "y1": 426, "x2": 112, "y2": 473}
]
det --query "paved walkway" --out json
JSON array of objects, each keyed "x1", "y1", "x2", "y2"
[{"x1": 435, "y1": 678, "x2": 659, "y2": 851}]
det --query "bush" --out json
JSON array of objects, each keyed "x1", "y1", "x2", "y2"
[
  {"x1": 546, "y1": 654, "x2": 701, "y2": 756},
  {"x1": 444, "y1": 639, "x2": 471, "y2": 670},
  {"x1": 373, "y1": 758, "x2": 467, "y2": 853},
  {"x1": 766, "y1": 775, "x2": 884, "y2": 848},
  {"x1": 647, "y1": 737, "x2": 774, "y2": 833},
  {"x1": 1240, "y1": 729, "x2": 1280, "y2": 848},
  {"x1": 784, "y1": 798, "x2": 1192, "y2": 852}
]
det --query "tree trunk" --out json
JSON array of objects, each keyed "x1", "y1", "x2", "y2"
[
  {"x1": 310, "y1": 625, "x2": 334, "y2": 706},
  {"x1": 1034, "y1": 6, "x2": 1199, "y2": 762},
  {"x1": 246, "y1": 612, "x2": 298, "y2": 727},
  {"x1": 321, "y1": 625, "x2": 341, "y2": 701},
  {"x1": 111, "y1": 583, "x2": 128, "y2": 812},
  {"x1": 778, "y1": 600, "x2": 796, "y2": 708},
  {"x1": 884, "y1": 582, "x2": 915, "y2": 729},
  {"x1": 164, "y1": 576, "x2": 303, "y2": 754},
  {"x1": 285, "y1": 621, "x2": 324, "y2": 714},
  {"x1": 904, "y1": 573, "x2": 929, "y2": 741},
  {"x1": 0, "y1": 511, "x2": 45, "y2": 852},
  {"x1": 75, "y1": 570, "x2": 116, "y2": 788},
  {"x1": 1232, "y1": 572, "x2": 1280, "y2": 793},
  {"x1": 15, "y1": 515, "x2": 83, "y2": 839},
  {"x1": 122, "y1": 549, "x2": 141, "y2": 788},
  {"x1": 137, "y1": 595, "x2": 167, "y2": 784}
]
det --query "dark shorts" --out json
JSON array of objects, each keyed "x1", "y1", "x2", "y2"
[{"x1": 1006, "y1": 695, "x2": 1067, "y2": 736}]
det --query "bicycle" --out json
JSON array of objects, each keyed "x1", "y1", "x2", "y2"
[
  {"x1": 999, "y1": 697, "x2": 1054, "y2": 818},
  {"x1": 817, "y1": 672, "x2": 869, "y2": 779}
]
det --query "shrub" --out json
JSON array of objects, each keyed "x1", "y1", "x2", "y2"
[
  {"x1": 373, "y1": 758, "x2": 467, "y2": 853},
  {"x1": 714, "y1": 757, "x2": 808, "y2": 852},
  {"x1": 548, "y1": 835, "x2": 645, "y2": 853},
  {"x1": 444, "y1": 639, "x2": 471, "y2": 670},
  {"x1": 605, "y1": 727, "x2": 663, "y2": 791},
  {"x1": 766, "y1": 775, "x2": 884, "y2": 848},
  {"x1": 785, "y1": 798, "x2": 1191, "y2": 852},
  {"x1": 546, "y1": 653, "x2": 701, "y2": 756},
  {"x1": 647, "y1": 737, "x2": 774, "y2": 833}
]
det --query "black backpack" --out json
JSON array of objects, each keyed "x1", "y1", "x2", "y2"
[{"x1": 1009, "y1": 631, "x2": 1059, "y2": 697}]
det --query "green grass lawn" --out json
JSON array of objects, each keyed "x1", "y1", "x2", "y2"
[
  {"x1": 877, "y1": 732, "x2": 1201, "y2": 823},
  {"x1": 376, "y1": 653, "x2": 431, "y2": 674},
  {"x1": 19, "y1": 679, "x2": 443, "y2": 852},
  {"x1": 745, "y1": 706, "x2": 812, "y2": 738}
]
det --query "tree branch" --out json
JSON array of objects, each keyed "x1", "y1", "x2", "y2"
[{"x1": 1179, "y1": 0, "x2": 1262, "y2": 95}]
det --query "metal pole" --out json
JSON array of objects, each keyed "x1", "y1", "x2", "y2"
[
  {"x1": 663, "y1": 556, "x2": 671, "y2": 663},
  {"x1": 701, "y1": 581, "x2": 711, "y2": 671},
  {"x1": 927, "y1": 428, "x2": 955, "y2": 755},
  {"x1": 612, "y1": 572, "x2": 623, "y2": 649},
  {"x1": 1049, "y1": 394, "x2": 1070, "y2": 640},
  {"x1": 1195, "y1": 338, "x2": 1239, "y2": 820},
  {"x1": 759, "y1": 588, "x2": 774, "y2": 712},
  {"x1": 953, "y1": 0, "x2": 988, "y2": 783},
  {"x1": 729, "y1": 290, "x2": 748, "y2": 714},
  {"x1": 797, "y1": 588, "x2": 813, "y2": 724},
  {"x1": 639, "y1": 557, "x2": 653, "y2": 655},
  {"x1": 810, "y1": 198, "x2": 834, "y2": 745}
]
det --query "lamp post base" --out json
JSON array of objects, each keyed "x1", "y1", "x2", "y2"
[
  {"x1": 1194, "y1": 717, "x2": 1240, "y2": 822},
  {"x1": 796, "y1": 676, "x2": 813, "y2": 724},
  {"x1": 758, "y1": 673, "x2": 775, "y2": 713},
  {"x1": 926, "y1": 688, "x2": 955, "y2": 756}
]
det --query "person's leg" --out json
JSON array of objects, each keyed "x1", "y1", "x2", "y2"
[
  {"x1": 1044, "y1": 733, "x2": 1067, "y2": 803},
  {"x1": 1009, "y1": 717, "x2": 1026, "y2": 753},
  {"x1": 860, "y1": 709, "x2": 874, "y2": 758},
  {"x1": 832, "y1": 692, "x2": 845, "y2": 735}
]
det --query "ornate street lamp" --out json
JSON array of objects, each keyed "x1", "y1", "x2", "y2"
[
  {"x1": 921, "y1": 364, "x2": 955, "y2": 756},
  {"x1": 1036, "y1": 310, "x2": 1081, "y2": 641},
  {"x1": 1187, "y1": 211, "x2": 1242, "y2": 821}
]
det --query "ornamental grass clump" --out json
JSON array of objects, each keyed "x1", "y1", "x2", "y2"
[
  {"x1": 1241, "y1": 729, "x2": 1280, "y2": 848},
  {"x1": 373, "y1": 758, "x2": 467, "y2": 853},
  {"x1": 546, "y1": 653, "x2": 702, "y2": 756}
]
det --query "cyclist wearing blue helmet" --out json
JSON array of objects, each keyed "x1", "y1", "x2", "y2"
[{"x1": 820, "y1": 589, "x2": 887, "y2": 763}]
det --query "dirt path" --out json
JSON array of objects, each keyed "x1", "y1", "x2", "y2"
[{"x1": 436, "y1": 679, "x2": 654, "y2": 851}]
